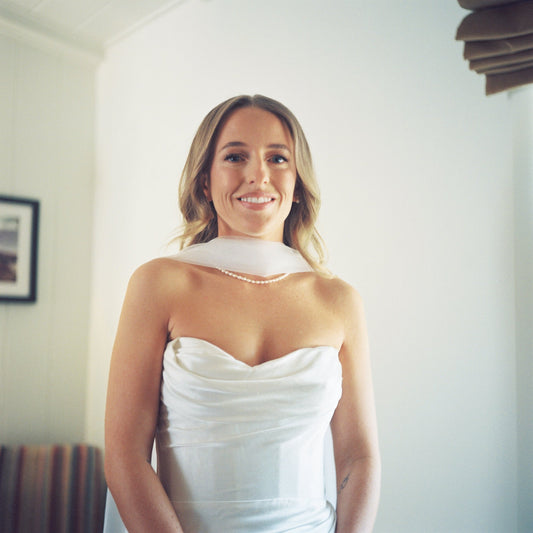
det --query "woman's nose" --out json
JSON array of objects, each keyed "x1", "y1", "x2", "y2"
[{"x1": 246, "y1": 158, "x2": 269, "y2": 184}]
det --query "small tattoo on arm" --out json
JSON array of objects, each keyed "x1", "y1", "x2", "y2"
[{"x1": 338, "y1": 473, "x2": 350, "y2": 493}]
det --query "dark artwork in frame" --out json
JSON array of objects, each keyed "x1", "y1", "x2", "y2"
[{"x1": 0, "y1": 195, "x2": 39, "y2": 303}]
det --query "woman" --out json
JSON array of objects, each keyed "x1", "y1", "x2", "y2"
[{"x1": 104, "y1": 94, "x2": 380, "y2": 533}]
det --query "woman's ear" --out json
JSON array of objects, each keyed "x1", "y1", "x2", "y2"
[
  {"x1": 293, "y1": 180, "x2": 301, "y2": 203},
  {"x1": 203, "y1": 175, "x2": 212, "y2": 201}
]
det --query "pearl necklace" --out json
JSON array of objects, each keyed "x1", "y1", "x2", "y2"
[{"x1": 216, "y1": 267, "x2": 290, "y2": 285}]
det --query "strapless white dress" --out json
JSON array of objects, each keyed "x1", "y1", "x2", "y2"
[{"x1": 103, "y1": 337, "x2": 342, "y2": 533}]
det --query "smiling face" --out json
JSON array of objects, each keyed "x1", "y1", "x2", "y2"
[{"x1": 206, "y1": 107, "x2": 298, "y2": 242}]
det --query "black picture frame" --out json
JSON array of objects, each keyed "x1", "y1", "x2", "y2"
[{"x1": 0, "y1": 195, "x2": 39, "y2": 302}]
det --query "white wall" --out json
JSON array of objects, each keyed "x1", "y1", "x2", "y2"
[
  {"x1": 510, "y1": 86, "x2": 533, "y2": 533},
  {"x1": 88, "y1": 1, "x2": 519, "y2": 531},
  {"x1": 0, "y1": 32, "x2": 95, "y2": 444}
]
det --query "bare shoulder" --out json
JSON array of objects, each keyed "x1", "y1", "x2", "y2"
[
  {"x1": 129, "y1": 257, "x2": 196, "y2": 289},
  {"x1": 124, "y1": 257, "x2": 200, "y2": 312},
  {"x1": 310, "y1": 273, "x2": 365, "y2": 321},
  {"x1": 131, "y1": 256, "x2": 186, "y2": 278}
]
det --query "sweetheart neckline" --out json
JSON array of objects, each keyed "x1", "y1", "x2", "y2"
[{"x1": 168, "y1": 336, "x2": 339, "y2": 370}]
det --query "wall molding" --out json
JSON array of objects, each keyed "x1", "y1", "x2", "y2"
[{"x1": 0, "y1": 6, "x2": 103, "y2": 65}]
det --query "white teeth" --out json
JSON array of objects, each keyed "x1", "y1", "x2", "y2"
[{"x1": 239, "y1": 197, "x2": 273, "y2": 204}]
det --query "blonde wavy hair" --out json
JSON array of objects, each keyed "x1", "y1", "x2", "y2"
[{"x1": 177, "y1": 94, "x2": 328, "y2": 273}]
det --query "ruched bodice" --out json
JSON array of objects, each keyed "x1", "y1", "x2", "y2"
[{"x1": 156, "y1": 337, "x2": 342, "y2": 533}]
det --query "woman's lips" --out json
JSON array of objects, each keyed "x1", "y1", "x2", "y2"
[{"x1": 238, "y1": 195, "x2": 275, "y2": 204}]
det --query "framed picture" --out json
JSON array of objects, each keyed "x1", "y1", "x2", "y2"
[{"x1": 0, "y1": 195, "x2": 39, "y2": 302}]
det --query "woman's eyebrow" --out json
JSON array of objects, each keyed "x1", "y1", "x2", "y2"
[
  {"x1": 219, "y1": 141, "x2": 247, "y2": 152},
  {"x1": 218, "y1": 141, "x2": 292, "y2": 153},
  {"x1": 267, "y1": 143, "x2": 291, "y2": 152}
]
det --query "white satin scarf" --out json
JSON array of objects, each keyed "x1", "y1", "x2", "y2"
[{"x1": 172, "y1": 236, "x2": 313, "y2": 277}]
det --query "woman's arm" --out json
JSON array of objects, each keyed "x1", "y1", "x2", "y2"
[
  {"x1": 331, "y1": 285, "x2": 381, "y2": 533},
  {"x1": 105, "y1": 261, "x2": 184, "y2": 533}
]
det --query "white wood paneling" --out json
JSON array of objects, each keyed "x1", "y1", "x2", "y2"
[{"x1": 0, "y1": 34, "x2": 95, "y2": 445}]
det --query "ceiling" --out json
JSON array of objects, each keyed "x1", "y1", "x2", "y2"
[{"x1": 0, "y1": 0, "x2": 189, "y2": 56}]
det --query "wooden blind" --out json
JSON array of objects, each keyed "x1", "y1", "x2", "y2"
[{"x1": 456, "y1": 0, "x2": 533, "y2": 94}]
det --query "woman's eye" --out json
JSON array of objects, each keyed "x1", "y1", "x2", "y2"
[
  {"x1": 270, "y1": 154, "x2": 288, "y2": 164},
  {"x1": 224, "y1": 153, "x2": 244, "y2": 163}
]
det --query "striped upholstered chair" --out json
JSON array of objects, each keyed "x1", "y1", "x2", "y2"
[{"x1": 0, "y1": 444, "x2": 106, "y2": 533}]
